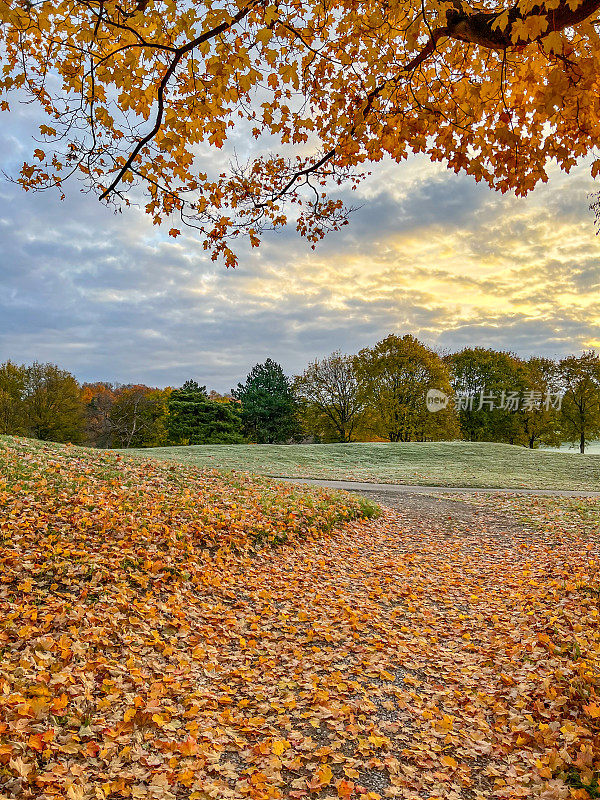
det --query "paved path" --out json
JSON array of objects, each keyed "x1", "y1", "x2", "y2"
[{"x1": 279, "y1": 476, "x2": 600, "y2": 498}]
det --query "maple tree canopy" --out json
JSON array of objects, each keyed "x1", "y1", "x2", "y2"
[{"x1": 1, "y1": 0, "x2": 599, "y2": 264}]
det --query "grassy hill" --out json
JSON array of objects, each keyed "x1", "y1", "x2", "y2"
[{"x1": 124, "y1": 441, "x2": 600, "y2": 490}]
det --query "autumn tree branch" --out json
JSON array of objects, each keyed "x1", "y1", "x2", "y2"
[
  {"x1": 433, "y1": 0, "x2": 600, "y2": 52},
  {"x1": 254, "y1": 0, "x2": 600, "y2": 211},
  {"x1": 99, "y1": 0, "x2": 263, "y2": 200},
  {"x1": 14, "y1": 0, "x2": 600, "y2": 256}
]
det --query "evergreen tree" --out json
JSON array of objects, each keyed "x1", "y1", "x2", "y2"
[
  {"x1": 167, "y1": 381, "x2": 244, "y2": 445},
  {"x1": 232, "y1": 360, "x2": 299, "y2": 443}
]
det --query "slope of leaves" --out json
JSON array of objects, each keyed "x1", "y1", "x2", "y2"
[
  {"x1": 0, "y1": 436, "x2": 373, "y2": 798},
  {"x1": 0, "y1": 436, "x2": 372, "y2": 549},
  {"x1": 1, "y1": 437, "x2": 599, "y2": 799}
]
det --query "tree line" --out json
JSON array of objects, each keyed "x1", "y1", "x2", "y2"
[{"x1": 2, "y1": 335, "x2": 600, "y2": 452}]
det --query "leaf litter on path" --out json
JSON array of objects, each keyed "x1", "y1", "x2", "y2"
[{"x1": 1, "y1": 438, "x2": 599, "y2": 800}]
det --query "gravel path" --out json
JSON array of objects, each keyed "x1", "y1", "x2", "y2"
[
  {"x1": 280, "y1": 476, "x2": 600, "y2": 499},
  {"x1": 225, "y1": 492, "x2": 598, "y2": 798}
]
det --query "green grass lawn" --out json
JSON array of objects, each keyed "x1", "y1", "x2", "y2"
[{"x1": 123, "y1": 441, "x2": 600, "y2": 490}]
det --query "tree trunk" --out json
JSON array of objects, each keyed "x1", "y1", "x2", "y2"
[{"x1": 580, "y1": 431, "x2": 585, "y2": 454}]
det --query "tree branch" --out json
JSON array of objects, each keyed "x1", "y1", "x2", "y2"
[
  {"x1": 258, "y1": 0, "x2": 600, "y2": 207},
  {"x1": 99, "y1": 0, "x2": 262, "y2": 200},
  {"x1": 437, "y1": 0, "x2": 600, "y2": 52}
]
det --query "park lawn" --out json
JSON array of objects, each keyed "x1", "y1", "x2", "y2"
[{"x1": 124, "y1": 441, "x2": 600, "y2": 491}]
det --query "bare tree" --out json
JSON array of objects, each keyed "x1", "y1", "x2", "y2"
[{"x1": 294, "y1": 351, "x2": 364, "y2": 443}]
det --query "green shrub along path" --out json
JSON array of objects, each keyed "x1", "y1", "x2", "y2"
[{"x1": 123, "y1": 441, "x2": 600, "y2": 491}]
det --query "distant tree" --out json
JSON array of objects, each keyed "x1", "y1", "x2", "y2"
[
  {"x1": 355, "y1": 334, "x2": 459, "y2": 442},
  {"x1": 208, "y1": 389, "x2": 236, "y2": 403},
  {"x1": 559, "y1": 351, "x2": 600, "y2": 454},
  {"x1": 109, "y1": 385, "x2": 169, "y2": 448},
  {"x1": 294, "y1": 351, "x2": 364, "y2": 442},
  {"x1": 233, "y1": 359, "x2": 299, "y2": 444},
  {"x1": 167, "y1": 381, "x2": 244, "y2": 444},
  {"x1": 82, "y1": 382, "x2": 117, "y2": 447},
  {"x1": 446, "y1": 348, "x2": 528, "y2": 443},
  {"x1": 24, "y1": 362, "x2": 85, "y2": 443},
  {"x1": 0, "y1": 361, "x2": 27, "y2": 435},
  {"x1": 181, "y1": 379, "x2": 207, "y2": 394},
  {"x1": 518, "y1": 357, "x2": 562, "y2": 449}
]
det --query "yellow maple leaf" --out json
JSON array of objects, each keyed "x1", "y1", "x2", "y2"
[
  {"x1": 542, "y1": 31, "x2": 563, "y2": 53},
  {"x1": 442, "y1": 755, "x2": 458, "y2": 769},
  {"x1": 271, "y1": 739, "x2": 289, "y2": 756},
  {"x1": 583, "y1": 703, "x2": 600, "y2": 718},
  {"x1": 368, "y1": 735, "x2": 389, "y2": 748},
  {"x1": 316, "y1": 764, "x2": 333, "y2": 786}
]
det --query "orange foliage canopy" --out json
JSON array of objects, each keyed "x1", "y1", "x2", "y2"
[{"x1": 1, "y1": 0, "x2": 600, "y2": 263}]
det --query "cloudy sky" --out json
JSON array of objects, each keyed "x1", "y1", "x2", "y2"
[{"x1": 1, "y1": 101, "x2": 599, "y2": 392}]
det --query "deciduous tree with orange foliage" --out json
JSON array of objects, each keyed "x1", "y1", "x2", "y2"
[{"x1": 1, "y1": 0, "x2": 599, "y2": 264}]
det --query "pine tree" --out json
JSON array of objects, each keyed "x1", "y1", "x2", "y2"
[
  {"x1": 167, "y1": 381, "x2": 244, "y2": 445},
  {"x1": 233, "y1": 360, "x2": 299, "y2": 444}
]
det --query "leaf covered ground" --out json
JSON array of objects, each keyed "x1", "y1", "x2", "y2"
[{"x1": 1, "y1": 438, "x2": 600, "y2": 800}]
